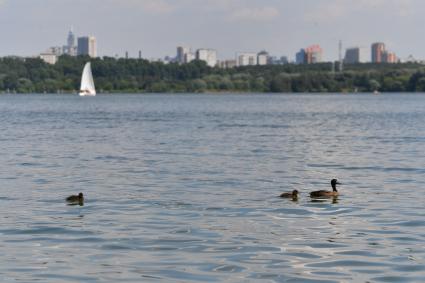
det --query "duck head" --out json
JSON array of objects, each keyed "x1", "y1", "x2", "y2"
[{"x1": 331, "y1": 179, "x2": 341, "y2": 191}]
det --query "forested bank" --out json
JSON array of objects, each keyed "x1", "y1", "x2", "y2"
[{"x1": 1, "y1": 55, "x2": 425, "y2": 93}]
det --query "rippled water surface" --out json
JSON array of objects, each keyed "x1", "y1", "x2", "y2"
[{"x1": 0, "y1": 93, "x2": 424, "y2": 282}]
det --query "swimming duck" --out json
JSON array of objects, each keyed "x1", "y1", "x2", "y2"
[
  {"x1": 66, "y1": 193, "x2": 84, "y2": 203},
  {"x1": 310, "y1": 179, "x2": 341, "y2": 198},
  {"x1": 280, "y1": 190, "x2": 299, "y2": 199}
]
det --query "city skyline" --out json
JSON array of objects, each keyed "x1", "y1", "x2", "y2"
[
  {"x1": 40, "y1": 29, "x2": 402, "y2": 67},
  {"x1": 0, "y1": 0, "x2": 424, "y2": 61}
]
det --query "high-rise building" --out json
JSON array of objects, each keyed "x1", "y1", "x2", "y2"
[
  {"x1": 371, "y1": 42, "x2": 385, "y2": 63},
  {"x1": 196, "y1": 49, "x2": 217, "y2": 67},
  {"x1": 295, "y1": 49, "x2": 306, "y2": 64},
  {"x1": 296, "y1": 45, "x2": 323, "y2": 64},
  {"x1": 305, "y1": 45, "x2": 323, "y2": 64},
  {"x1": 257, "y1": 50, "x2": 269, "y2": 66},
  {"x1": 177, "y1": 46, "x2": 192, "y2": 64},
  {"x1": 67, "y1": 30, "x2": 75, "y2": 52},
  {"x1": 344, "y1": 47, "x2": 369, "y2": 63},
  {"x1": 61, "y1": 28, "x2": 77, "y2": 56},
  {"x1": 77, "y1": 36, "x2": 97, "y2": 57},
  {"x1": 236, "y1": 53, "x2": 257, "y2": 66},
  {"x1": 371, "y1": 42, "x2": 398, "y2": 63},
  {"x1": 382, "y1": 51, "x2": 398, "y2": 63}
]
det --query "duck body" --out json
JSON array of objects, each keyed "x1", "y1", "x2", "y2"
[
  {"x1": 310, "y1": 179, "x2": 341, "y2": 198},
  {"x1": 66, "y1": 193, "x2": 84, "y2": 203},
  {"x1": 280, "y1": 190, "x2": 298, "y2": 199},
  {"x1": 309, "y1": 190, "x2": 338, "y2": 198}
]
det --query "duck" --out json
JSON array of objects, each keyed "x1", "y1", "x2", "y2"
[
  {"x1": 66, "y1": 192, "x2": 84, "y2": 203},
  {"x1": 280, "y1": 190, "x2": 299, "y2": 200},
  {"x1": 310, "y1": 179, "x2": 341, "y2": 198}
]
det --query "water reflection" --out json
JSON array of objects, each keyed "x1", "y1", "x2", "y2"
[
  {"x1": 66, "y1": 200, "x2": 84, "y2": 206},
  {"x1": 310, "y1": 197, "x2": 339, "y2": 204}
]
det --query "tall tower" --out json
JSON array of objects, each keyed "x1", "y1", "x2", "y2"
[
  {"x1": 339, "y1": 40, "x2": 343, "y2": 72},
  {"x1": 66, "y1": 27, "x2": 76, "y2": 56},
  {"x1": 371, "y1": 42, "x2": 385, "y2": 63},
  {"x1": 67, "y1": 27, "x2": 75, "y2": 49}
]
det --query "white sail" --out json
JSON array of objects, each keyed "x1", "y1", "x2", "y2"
[{"x1": 79, "y1": 62, "x2": 96, "y2": 96}]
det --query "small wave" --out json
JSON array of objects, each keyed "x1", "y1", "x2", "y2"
[
  {"x1": 390, "y1": 220, "x2": 425, "y2": 227},
  {"x1": 6, "y1": 226, "x2": 94, "y2": 236},
  {"x1": 269, "y1": 208, "x2": 313, "y2": 216},
  {"x1": 217, "y1": 123, "x2": 290, "y2": 129},
  {"x1": 307, "y1": 260, "x2": 391, "y2": 268},
  {"x1": 372, "y1": 275, "x2": 419, "y2": 283},
  {"x1": 207, "y1": 264, "x2": 245, "y2": 273},
  {"x1": 19, "y1": 162, "x2": 42, "y2": 167}
]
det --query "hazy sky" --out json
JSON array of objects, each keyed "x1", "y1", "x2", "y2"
[{"x1": 0, "y1": 0, "x2": 423, "y2": 61}]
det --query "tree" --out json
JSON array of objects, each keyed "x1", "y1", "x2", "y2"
[
  {"x1": 270, "y1": 74, "x2": 292, "y2": 92},
  {"x1": 368, "y1": 79, "x2": 381, "y2": 91}
]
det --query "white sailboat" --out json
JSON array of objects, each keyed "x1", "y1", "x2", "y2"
[{"x1": 79, "y1": 62, "x2": 96, "y2": 96}]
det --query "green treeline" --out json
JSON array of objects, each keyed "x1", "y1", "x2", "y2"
[{"x1": 2, "y1": 55, "x2": 425, "y2": 93}]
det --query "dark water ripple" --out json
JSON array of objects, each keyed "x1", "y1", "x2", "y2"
[{"x1": 0, "y1": 93, "x2": 424, "y2": 282}]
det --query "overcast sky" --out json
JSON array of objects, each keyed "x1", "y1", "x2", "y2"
[{"x1": 0, "y1": 0, "x2": 423, "y2": 61}]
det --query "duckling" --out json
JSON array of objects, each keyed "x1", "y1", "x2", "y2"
[
  {"x1": 66, "y1": 192, "x2": 84, "y2": 203},
  {"x1": 310, "y1": 179, "x2": 341, "y2": 198},
  {"x1": 280, "y1": 190, "x2": 299, "y2": 199}
]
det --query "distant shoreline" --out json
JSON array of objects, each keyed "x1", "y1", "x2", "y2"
[
  {"x1": 2, "y1": 55, "x2": 425, "y2": 93},
  {"x1": 1, "y1": 91, "x2": 424, "y2": 95}
]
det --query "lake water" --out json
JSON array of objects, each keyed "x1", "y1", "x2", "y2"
[{"x1": 0, "y1": 93, "x2": 424, "y2": 282}]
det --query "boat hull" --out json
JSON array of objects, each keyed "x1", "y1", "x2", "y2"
[{"x1": 79, "y1": 92, "x2": 96, "y2": 97}]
